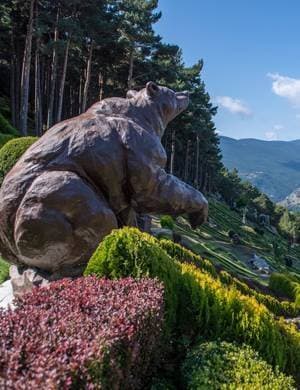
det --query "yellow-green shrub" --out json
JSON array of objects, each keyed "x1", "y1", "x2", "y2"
[
  {"x1": 182, "y1": 341, "x2": 295, "y2": 389},
  {"x1": 160, "y1": 239, "x2": 297, "y2": 317},
  {"x1": 84, "y1": 228, "x2": 300, "y2": 380},
  {"x1": 0, "y1": 133, "x2": 14, "y2": 149},
  {"x1": 159, "y1": 239, "x2": 217, "y2": 277},
  {"x1": 219, "y1": 270, "x2": 298, "y2": 317},
  {"x1": 84, "y1": 227, "x2": 182, "y2": 332},
  {"x1": 0, "y1": 136, "x2": 37, "y2": 185},
  {"x1": 180, "y1": 263, "x2": 300, "y2": 377}
]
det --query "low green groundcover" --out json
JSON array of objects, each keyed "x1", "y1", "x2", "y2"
[{"x1": 182, "y1": 341, "x2": 295, "y2": 389}]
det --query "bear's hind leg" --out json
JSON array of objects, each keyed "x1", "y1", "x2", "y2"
[{"x1": 14, "y1": 170, "x2": 117, "y2": 276}]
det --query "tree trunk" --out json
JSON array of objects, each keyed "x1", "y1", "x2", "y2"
[
  {"x1": 78, "y1": 74, "x2": 83, "y2": 114},
  {"x1": 98, "y1": 72, "x2": 104, "y2": 101},
  {"x1": 170, "y1": 129, "x2": 176, "y2": 175},
  {"x1": 34, "y1": 38, "x2": 42, "y2": 136},
  {"x1": 57, "y1": 38, "x2": 70, "y2": 122},
  {"x1": 47, "y1": 9, "x2": 59, "y2": 129},
  {"x1": 194, "y1": 134, "x2": 200, "y2": 189},
  {"x1": 127, "y1": 46, "x2": 134, "y2": 89},
  {"x1": 82, "y1": 41, "x2": 94, "y2": 112},
  {"x1": 19, "y1": 0, "x2": 35, "y2": 135},
  {"x1": 184, "y1": 139, "x2": 191, "y2": 182},
  {"x1": 10, "y1": 56, "x2": 17, "y2": 128}
]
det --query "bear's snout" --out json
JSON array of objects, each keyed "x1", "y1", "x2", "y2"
[{"x1": 176, "y1": 91, "x2": 189, "y2": 112}]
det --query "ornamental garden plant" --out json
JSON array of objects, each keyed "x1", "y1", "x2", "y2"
[
  {"x1": 0, "y1": 276, "x2": 164, "y2": 389},
  {"x1": 84, "y1": 227, "x2": 300, "y2": 382}
]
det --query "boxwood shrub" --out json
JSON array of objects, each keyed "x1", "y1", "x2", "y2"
[
  {"x1": 84, "y1": 227, "x2": 182, "y2": 332},
  {"x1": 180, "y1": 263, "x2": 300, "y2": 378},
  {"x1": 0, "y1": 133, "x2": 14, "y2": 149},
  {"x1": 85, "y1": 228, "x2": 300, "y2": 380},
  {"x1": 0, "y1": 136, "x2": 37, "y2": 185},
  {"x1": 270, "y1": 273, "x2": 300, "y2": 308},
  {"x1": 0, "y1": 276, "x2": 164, "y2": 389},
  {"x1": 160, "y1": 215, "x2": 175, "y2": 230},
  {"x1": 160, "y1": 239, "x2": 297, "y2": 317},
  {"x1": 182, "y1": 341, "x2": 295, "y2": 389}
]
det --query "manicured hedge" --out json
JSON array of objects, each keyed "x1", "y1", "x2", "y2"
[
  {"x1": 0, "y1": 136, "x2": 37, "y2": 185},
  {"x1": 84, "y1": 227, "x2": 182, "y2": 332},
  {"x1": 159, "y1": 238, "x2": 217, "y2": 277},
  {"x1": 0, "y1": 257, "x2": 9, "y2": 284},
  {"x1": 84, "y1": 228, "x2": 300, "y2": 380},
  {"x1": 270, "y1": 273, "x2": 300, "y2": 308},
  {"x1": 182, "y1": 341, "x2": 295, "y2": 389},
  {"x1": 180, "y1": 263, "x2": 300, "y2": 378},
  {"x1": 0, "y1": 276, "x2": 164, "y2": 389},
  {"x1": 219, "y1": 270, "x2": 298, "y2": 317},
  {"x1": 160, "y1": 238, "x2": 297, "y2": 317},
  {"x1": 0, "y1": 133, "x2": 14, "y2": 149},
  {"x1": 160, "y1": 215, "x2": 175, "y2": 230}
]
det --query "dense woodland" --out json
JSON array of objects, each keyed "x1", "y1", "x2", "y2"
[
  {"x1": 0, "y1": 0, "x2": 300, "y2": 242},
  {"x1": 0, "y1": 0, "x2": 222, "y2": 194}
]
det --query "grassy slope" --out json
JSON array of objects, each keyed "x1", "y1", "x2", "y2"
[{"x1": 153, "y1": 199, "x2": 300, "y2": 287}]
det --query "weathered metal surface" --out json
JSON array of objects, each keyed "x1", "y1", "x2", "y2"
[{"x1": 0, "y1": 82, "x2": 208, "y2": 277}]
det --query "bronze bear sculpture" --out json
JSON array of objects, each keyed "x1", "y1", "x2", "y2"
[{"x1": 0, "y1": 82, "x2": 208, "y2": 278}]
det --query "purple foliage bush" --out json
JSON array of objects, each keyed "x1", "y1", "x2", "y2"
[{"x1": 0, "y1": 276, "x2": 164, "y2": 389}]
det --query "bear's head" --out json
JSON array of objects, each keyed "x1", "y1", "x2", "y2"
[{"x1": 127, "y1": 82, "x2": 189, "y2": 137}]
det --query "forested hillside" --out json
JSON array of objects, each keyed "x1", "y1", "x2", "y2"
[{"x1": 220, "y1": 136, "x2": 300, "y2": 201}]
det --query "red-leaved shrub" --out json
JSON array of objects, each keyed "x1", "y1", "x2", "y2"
[{"x1": 0, "y1": 276, "x2": 164, "y2": 389}]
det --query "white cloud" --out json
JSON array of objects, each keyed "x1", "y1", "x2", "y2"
[
  {"x1": 216, "y1": 96, "x2": 252, "y2": 117},
  {"x1": 268, "y1": 73, "x2": 300, "y2": 106},
  {"x1": 265, "y1": 131, "x2": 278, "y2": 141},
  {"x1": 273, "y1": 124, "x2": 284, "y2": 131},
  {"x1": 265, "y1": 125, "x2": 283, "y2": 141}
]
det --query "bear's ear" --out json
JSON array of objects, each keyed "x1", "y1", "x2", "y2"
[
  {"x1": 126, "y1": 90, "x2": 138, "y2": 99},
  {"x1": 146, "y1": 81, "x2": 159, "y2": 98}
]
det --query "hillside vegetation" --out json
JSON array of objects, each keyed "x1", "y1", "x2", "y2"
[{"x1": 153, "y1": 200, "x2": 300, "y2": 286}]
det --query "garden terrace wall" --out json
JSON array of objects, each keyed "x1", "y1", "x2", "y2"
[{"x1": 0, "y1": 276, "x2": 164, "y2": 389}]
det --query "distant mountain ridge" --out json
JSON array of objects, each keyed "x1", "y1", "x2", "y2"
[{"x1": 219, "y1": 136, "x2": 300, "y2": 202}]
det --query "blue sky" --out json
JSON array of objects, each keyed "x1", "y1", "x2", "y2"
[{"x1": 155, "y1": 0, "x2": 300, "y2": 141}]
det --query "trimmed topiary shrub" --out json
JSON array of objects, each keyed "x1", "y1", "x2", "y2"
[
  {"x1": 180, "y1": 263, "x2": 300, "y2": 379},
  {"x1": 159, "y1": 238, "x2": 217, "y2": 277},
  {"x1": 0, "y1": 133, "x2": 15, "y2": 149},
  {"x1": 0, "y1": 257, "x2": 9, "y2": 284},
  {"x1": 160, "y1": 215, "x2": 175, "y2": 230},
  {"x1": 159, "y1": 240, "x2": 298, "y2": 317},
  {"x1": 269, "y1": 273, "x2": 300, "y2": 308},
  {"x1": 85, "y1": 228, "x2": 300, "y2": 380},
  {"x1": 0, "y1": 136, "x2": 37, "y2": 185},
  {"x1": 84, "y1": 227, "x2": 182, "y2": 331},
  {"x1": 182, "y1": 341, "x2": 295, "y2": 389},
  {"x1": 219, "y1": 270, "x2": 298, "y2": 317},
  {"x1": 0, "y1": 276, "x2": 164, "y2": 389}
]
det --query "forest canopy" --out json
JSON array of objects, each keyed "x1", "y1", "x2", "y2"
[{"x1": 0, "y1": 0, "x2": 222, "y2": 194}]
